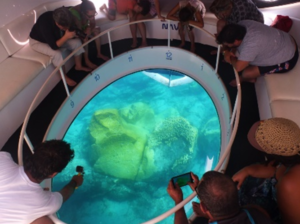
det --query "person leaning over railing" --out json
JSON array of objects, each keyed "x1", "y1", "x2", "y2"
[
  {"x1": 209, "y1": 0, "x2": 263, "y2": 36},
  {"x1": 131, "y1": 0, "x2": 165, "y2": 48},
  {"x1": 167, "y1": 0, "x2": 206, "y2": 53},
  {"x1": 100, "y1": 0, "x2": 151, "y2": 48},
  {"x1": 0, "y1": 140, "x2": 83, "y2": 224},
  {"x1": 69, "y1": 0, "x2": 109, "y2": 64},
  {"x1": 167, "y1": 171, "x2": 276, "y2": 224},
  {"x1": 233, "y1": 118, "x2": 300, "y2": 224},
  {"x1": 209, "y1": 0, "x2": 263, "y2": 55},
  {"x1": 29, "y1": 7, "x2": 92, "y2": 87},
  {"x1": 216, "y1": 20, "x2": 298, "y2": 87}
]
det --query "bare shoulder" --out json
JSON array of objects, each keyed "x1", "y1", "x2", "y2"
[{"x1": 278, "y1": 165, "x2": 300, "y2": 192}]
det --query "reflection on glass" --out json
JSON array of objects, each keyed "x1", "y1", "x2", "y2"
[{"x1": 52, "y1": 69, "x2": 221, "y2": 224}]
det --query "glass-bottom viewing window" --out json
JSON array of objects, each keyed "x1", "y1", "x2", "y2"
[{"x1": 52, "y1": 69, "x2": 221, "y2": 224}]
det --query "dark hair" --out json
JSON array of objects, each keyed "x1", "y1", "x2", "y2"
[
  {"x1": 24, "y1": 140, "x2": 74, "y2": 181},
  {"x1": 196, "y1": 171, "x2": 239, "y2": 218},
  {"x1": 80, "y1": 0, "x2": 96, "y2": 14},
  {"x1": 138, "y1": 0, "x2": 151, "y2": 16},
  {"x1": 216, "y1": 23, "x2": 247, "y2": 44},
  {"x1": 179, "y1": 7, "x2": 194, "y2": 22},
  {"x1": 53, "y1": 7, "x2": 74, "y2": 29},
  {"x1": 266, "y1": 154, "x2": 300, "y2": 167}
]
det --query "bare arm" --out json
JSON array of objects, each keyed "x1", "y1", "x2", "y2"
[
  {"x1": 188, "y1": 11, "x2": 204, "y2": 28},
  {"x1": 59, "y1": 175, "x2": 83, "y2": 203},
  {"x1": 223, "y1": 50, "x2": 249, "y2": 72},
  {"x1": 56, "y1": 30, "x2": 76, "y2": 48},
  {"x1": 167, "y1": 3, "x2": 180, "y2": 21},
  {"x1": 154, "y1": 0, "x2": 165, "y2": 20},
  {"x1": 232, "y1": 162, "x2": 276, "y2": 189},
  {"x1": 167, "y1": 180, "x2": 189, "y2": 224}
]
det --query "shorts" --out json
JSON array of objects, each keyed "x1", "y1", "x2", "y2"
[{"x1": 259, "y1": 47, "x2": 299, "y2": 75}]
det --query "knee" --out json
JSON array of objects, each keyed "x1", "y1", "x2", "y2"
[
  {"x1": 52, "y1": 51, "x2": 63, "y2": 67},
  {"x1": 93, "y1": 27, "x2": 100, "y2": 35},
  {"x1": 72, "y1": 38, "x2": 83, "y2": 49},
  {"x1": 136, "y1": 14, "x2": 144, "y2": 21}
]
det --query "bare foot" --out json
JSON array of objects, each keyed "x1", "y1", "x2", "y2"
[
  {"x1": 97, "y1": 53, "x2": 110, "y2": 61},
  {"x1": 131, "y1": 40, "x2": 138, "y2": 48},
  {"x1": 85, "y1": 60, "x2": 97, "y2": 70},
  {"x1": 178, "y1": 42, "x2": 185, "y2": 48},
  {"x1": 75, "y1": 66, "x2": 92, "y2": 72},
  {"x1": 190, "y1": 45, "x2": 196, "y2": 53},
  {"x1": 210, "y1": 49, "x2": 218, "y2": 55},
  {"x1": 139, "y1": 42, "x2": 148, "y2": 48},
  {"x1": 65, "y1": 76, "x2": 77, "y2": 86}
]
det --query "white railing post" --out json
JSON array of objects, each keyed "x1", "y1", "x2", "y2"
[
  {"x1": 215, "y1": 45, "x2": 221, "y2": 73},
  {"x1": 108, "y1": 31, "x2": 114, "y2": 59},
  {"x1": 59, "y1": 67, "x2": 70, "y2": 97},
  {"x1": 24, "y1": 132, "x2": 34, "y2": 154},
  {"x1": 168, "y1": 20, "x2": 171, "y2": 48}
]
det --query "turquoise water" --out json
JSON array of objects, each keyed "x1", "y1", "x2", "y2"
[{"x1": 52, "y1": 69, "x2": 221, "y2": 224}]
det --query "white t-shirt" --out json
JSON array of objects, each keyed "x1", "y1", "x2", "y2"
[{"x1": 0, "y1": 152, "x2": 63, "y2": 224}]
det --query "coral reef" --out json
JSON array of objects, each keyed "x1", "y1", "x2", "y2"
[{"x1": 147, "y1": 117, "x2": 198, "y2": 175}]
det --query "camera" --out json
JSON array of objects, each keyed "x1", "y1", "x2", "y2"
[{"x1": 69, "y1": 26, "x2": 87, "y2": 39}]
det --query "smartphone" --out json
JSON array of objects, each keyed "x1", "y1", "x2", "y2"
[{"x1": 172, "y1": 172, "x2": 193, "y2": 187}]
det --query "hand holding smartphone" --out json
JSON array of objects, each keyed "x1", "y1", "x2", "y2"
[{"x1": 171, "y1": 172, "x2": 193, "y2": 187}]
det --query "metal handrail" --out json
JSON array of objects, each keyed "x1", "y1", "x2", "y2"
[{"x1": 17, "y1": 18, "x2": 241, "y2": 224}]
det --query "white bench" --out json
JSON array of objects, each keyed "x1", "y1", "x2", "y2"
[
  {"x1": 0, "y1": 0, "x2": 219, "y2": 150},
  {"x1": 255, "y1": 13, "x2": 300, "y2": 127},
  {"x1": 0, "y1": 0, "x2": 82, "y2": 149}
]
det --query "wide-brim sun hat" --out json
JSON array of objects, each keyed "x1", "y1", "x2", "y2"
[{"x1": 248, "y1": 117, "x2": 300, "y2": 156}]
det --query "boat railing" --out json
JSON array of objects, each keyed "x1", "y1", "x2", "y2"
[{"x1": 17, "y1": 18, "x2": 241, "y2": 224}]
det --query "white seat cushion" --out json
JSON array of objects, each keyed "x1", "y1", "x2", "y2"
[
  {"x1": 0, "y1": 43, "x2": 8, "y2": 64},
  {"x1": 13, "y1": 44, "x2": 52, "y2": 68},
  {"x1": 271, "y1": 100, "x2": 300, "y2": 127},
  {"x1": 0, "y1": 58, "x2": 44, "y2": 110},
  {"x1": 264, "y1": 50, "x2": 300, "y2": 102},
  {"x1": 0, "y1": 13, "x2": 35, "y2": 56}
]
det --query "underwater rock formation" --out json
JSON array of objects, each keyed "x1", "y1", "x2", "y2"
[
  {"x1": 197, "y1": 116, "x2": 220, "y2": 162},
  {"x1": 89, "y1": 103, "x2": 156, "y2": 181},
  {"x1": 89, "y1": 103, "x2": 198, "y2": 182}
]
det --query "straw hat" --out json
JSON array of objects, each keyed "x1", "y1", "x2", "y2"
[{"x1": 248, "y1": 118, "x2": 300, "y2": 156}]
